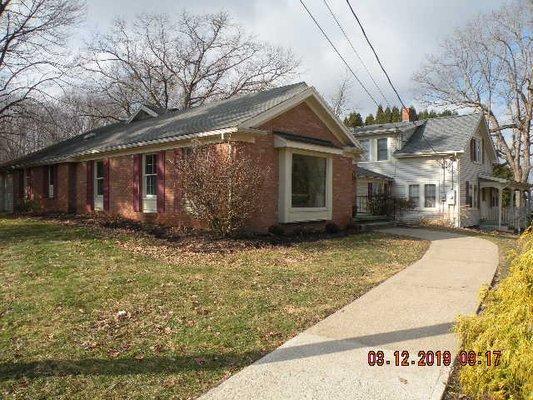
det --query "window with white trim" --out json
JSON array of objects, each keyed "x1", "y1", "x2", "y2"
[
  {"x1": 291, "y1": 154, "x2": 326, "y2": 208},
  {"x1": 95, "y1": 161, "x2": 104, "y2": 197},
  {"x1": 377, "y1": 138, "x2": 388, "y2": 161},
  {"x1": 424, "y1": 184, "x2": 436, "y2": 208},
  {"x1": 143, "y1": 154, "x2": 157, "y2": 213},
  {"x1": 408, "y1": 184, "x2": 419, "y2": 208},
  {"x1": 48, "y1": 166, "x2": 55, "y2": 198}
]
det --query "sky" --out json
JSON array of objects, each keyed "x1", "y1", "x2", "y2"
[{"x1": 74, "y1": 0, "x2": 507, "y2": 117}]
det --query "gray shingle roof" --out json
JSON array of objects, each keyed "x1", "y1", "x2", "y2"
[
  {"x1": 357, "y1": 167, "x2": 393, "y2": 180},
  {"x1": 2, "y1": 82, "x2": 309, "y2": 169},
  {"x1": 351, "y1": 113, "x2": 483, "y2": 156}
]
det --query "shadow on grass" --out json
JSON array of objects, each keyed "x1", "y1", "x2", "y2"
[
  {"x1": 0, "y1": 322, "x2": 452, "y2": 380},
  {"x1": 0, "y1": 352, "x2": 263, "y2": 380}
]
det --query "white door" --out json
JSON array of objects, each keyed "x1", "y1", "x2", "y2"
[{"x1": 4, "y1": 174, "x2": 13, "y2": 213}]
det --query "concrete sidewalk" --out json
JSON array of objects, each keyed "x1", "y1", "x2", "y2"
[{"x1": 200, "y1": 228, "x2": 499, "y2": 400}]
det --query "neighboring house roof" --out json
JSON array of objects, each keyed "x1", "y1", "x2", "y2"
[
  {"x1": 357, "y1": 167, "x2": 393, "y2": 180},
  {"x1": 3, "y1": 82, "x2": 357, "y2": 170},
  {"x1": 351, "y1": 113, "x2": 486, "y2": 156}
]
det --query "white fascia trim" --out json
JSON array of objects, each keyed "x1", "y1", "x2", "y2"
[
  {"x1": 395, "y1": 151, "x2": 464, "y2": 158},
  {"x1": 479, "y1": 116, "x2": 499, "y2": 163},
  {"x1": 274, "y1": 135, "x2": 343, "y2": 155},
  {"x1": 307, "y1": 87, "x2": 362, "y2": 149}
]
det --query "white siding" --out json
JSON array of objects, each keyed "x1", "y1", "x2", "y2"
[
  {"x1": 358, "y1": 152, "x2": 459, "y2": 224},
  {"x1": 458, "y1": 124, "x2": 494, "y2": 226}
]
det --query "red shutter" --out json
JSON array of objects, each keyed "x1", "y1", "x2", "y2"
[
  {"x1": 86, "y1": 161, "x2": 94, "y2": 212},
  {"x1": 465, "y1": 181, "x2": 470, "y2": 207},
  {"x1": 53, "y1": 165, "x2": 58, "y2": 199},
  {"x1": 368, "y1": 182, "x2": 373, "y2": 198},
  {"x1": 481, "y1": 138, "x2": 484, "y2": 163},
  {"x1": 43, "y1": 166, "x2": 49, "y2": 198},
  {"x1": 103, "y1": 158, "x2": 110, "y2": 212},
  {"x1": 132, "y1": 154, "x2": 142, "y2": 212},
  {"x1": 157, "y1": 150, "x2": 165, "y2": 213},
  {"x1": 470, "y1": 138, "x2": 475, "y2": 161},
  {"x1": 174, "y1": 149, "x2": 181, "y2": 212},
  {"x1": 27, "y1": 169, "x2": 32, "y2": 199}
]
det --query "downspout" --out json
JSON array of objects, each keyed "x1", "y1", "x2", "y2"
[{"x1": 455, "y1": 152, "x2": 461, "y2": 228}]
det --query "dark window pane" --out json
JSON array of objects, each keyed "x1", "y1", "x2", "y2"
[
  {"x1": 96, "y1": 161, "x2": 104, "y2": 178},
  {"x1": 291, "y1": 154, "x2": 326, "y2": 208},
  {"x1": 145, "y1": 154, "x2": 156, "y2": 174},
  {"x1": 409, "y1": 184, "x2": 419, "y2": 208},
  {"x1": 424, "y1": 184, "x2": 436, "y2": 207},
  {"x1": 377, "y1": 138, "x2": 388, "y2": 161},
  {"x1": 146, "y1": 175, "x2": 157, "y2": 196},
  {"x1": 96, "y1": 179, "x2": 104, "y2": 196}
]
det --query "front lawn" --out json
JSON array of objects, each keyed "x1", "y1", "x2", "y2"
[{"x1": 0, "y1": 217, "x2": 428, "y2": 399}]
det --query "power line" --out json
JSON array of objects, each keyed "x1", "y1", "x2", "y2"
[
  {"x1": 321, "y1": 0, "x2": 391, "y2": 107},
  {"x1": 299, "y1": 0, "x2": 379, "y2": 107},
  {"x1": 344, "y1": 0, "x2": 407, "y2": 111}
]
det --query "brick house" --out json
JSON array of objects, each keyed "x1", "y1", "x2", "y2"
[{"x1": 0, "y1": 83, "x2": 361, "y2": 232}]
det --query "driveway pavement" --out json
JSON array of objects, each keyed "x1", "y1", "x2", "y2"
[{"x1": 200, "y1": 228, "x2": 499, "y2": 400}]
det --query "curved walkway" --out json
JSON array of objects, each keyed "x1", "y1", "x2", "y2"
[{"x1": 200, "y1": 228, "x2": 499, "y2": 400}]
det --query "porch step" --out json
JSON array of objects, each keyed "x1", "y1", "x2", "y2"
[{"x1": 356, "y1": 220, "x2": 396, "y2": 232}]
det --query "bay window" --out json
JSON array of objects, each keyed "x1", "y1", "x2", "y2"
[
  {"x1": 291, "y1": 154, "x2": 326, "y2": 208},
  {"x1": 277, "y1": 148, "x2": 333, "y2": 223}
]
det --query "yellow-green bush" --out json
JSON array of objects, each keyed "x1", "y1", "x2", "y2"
[{"x1": 455, "y1": 230, "x2": 533, "y2": 399}]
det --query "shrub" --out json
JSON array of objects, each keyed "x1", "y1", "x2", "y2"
[
  {"x1": 14, "y1": 199, "x2": 41, "y2": 213},
  {"x1": 176, "y1": 142, "x2": 267, "y2": 237},
  {"x1": 454, "y1": 230, "x2": 533, "y2": 399},
  {"x1": 325, "y1": 222, "x2": 339, "y2": 234}
]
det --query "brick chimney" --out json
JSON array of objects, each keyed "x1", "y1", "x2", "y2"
[{"x1": 402, "y1": 107, "x2": 414, "y2": 122}]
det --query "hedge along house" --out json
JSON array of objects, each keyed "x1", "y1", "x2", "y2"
[{"x1": 0, "y1": 83, "x2": 361, "y2": 232}]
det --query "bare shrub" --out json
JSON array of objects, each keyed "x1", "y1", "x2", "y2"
[{"x1": 176, "y1": 142, "x2": 267, "y2": 237}]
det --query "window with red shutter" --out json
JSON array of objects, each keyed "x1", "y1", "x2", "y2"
[
  {"x1": 157, "y1": 150, "x2": 165, "y2": 213},
  {"x1": 86, "y1": 161, "x2": 94, "y2": 212},
  {"x1": 132, "y1": 154, "x2": 142, "y2": 212}
]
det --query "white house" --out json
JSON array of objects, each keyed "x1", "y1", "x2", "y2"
[{"x1": 352, "y1": 109, "x2": 531, "y2": 230}]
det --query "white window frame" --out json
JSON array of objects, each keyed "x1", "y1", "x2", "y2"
[
  {"x1": 142, "y1": 154, "x2": 157, "y2": 213},
  {"x1": 376, "y1": 137, "x2": 389, "y2": 161},
  {"x1": 94, "y1": 160, "x2": 104, "y2": 211},
  {"x1": 408, "y1": 184, "x2": 420, "y2": 209},
  {"x1": 48, "y1": 166, "x2": 55, "y2": 198},
  {"x1": 278, "y1": 148, "x2": 333, "y2": 223},
  {"x1": 423, "y1": 183, "x2": 438, "y2": 209}
]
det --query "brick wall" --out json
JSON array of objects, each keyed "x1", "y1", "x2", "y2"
[{"x1": 258, "y1": 102, "x2": 345, "y2": 147}]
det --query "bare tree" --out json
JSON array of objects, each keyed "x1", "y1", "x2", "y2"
[
  {"x1": 176, "y1": 142, "x2": 267, "y2": 236},
  {"x1": 79, "y1": 11, "x2": 300, "y2": 121},
  {"x1": 329, "y1": 74, "x2": 352, "y2": 117},
  {"x1": 0, "y1": 0, "x2": 84, "y2": 146},
  {"x1": 414, "y1": 0, "x2": 532, "y2": 184}
]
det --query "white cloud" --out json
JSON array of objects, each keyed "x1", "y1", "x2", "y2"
[{"x1": 75, "y1": 0, "x2": 507, "y2": 116}]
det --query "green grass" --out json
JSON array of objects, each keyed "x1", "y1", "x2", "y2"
[{"x1": 0, "y1": 217, "x2": 429, "y2": 399}]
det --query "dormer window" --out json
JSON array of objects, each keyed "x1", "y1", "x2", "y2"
[{"x1": 377, "y1": 138, "x2": 388, "y2": 161}]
